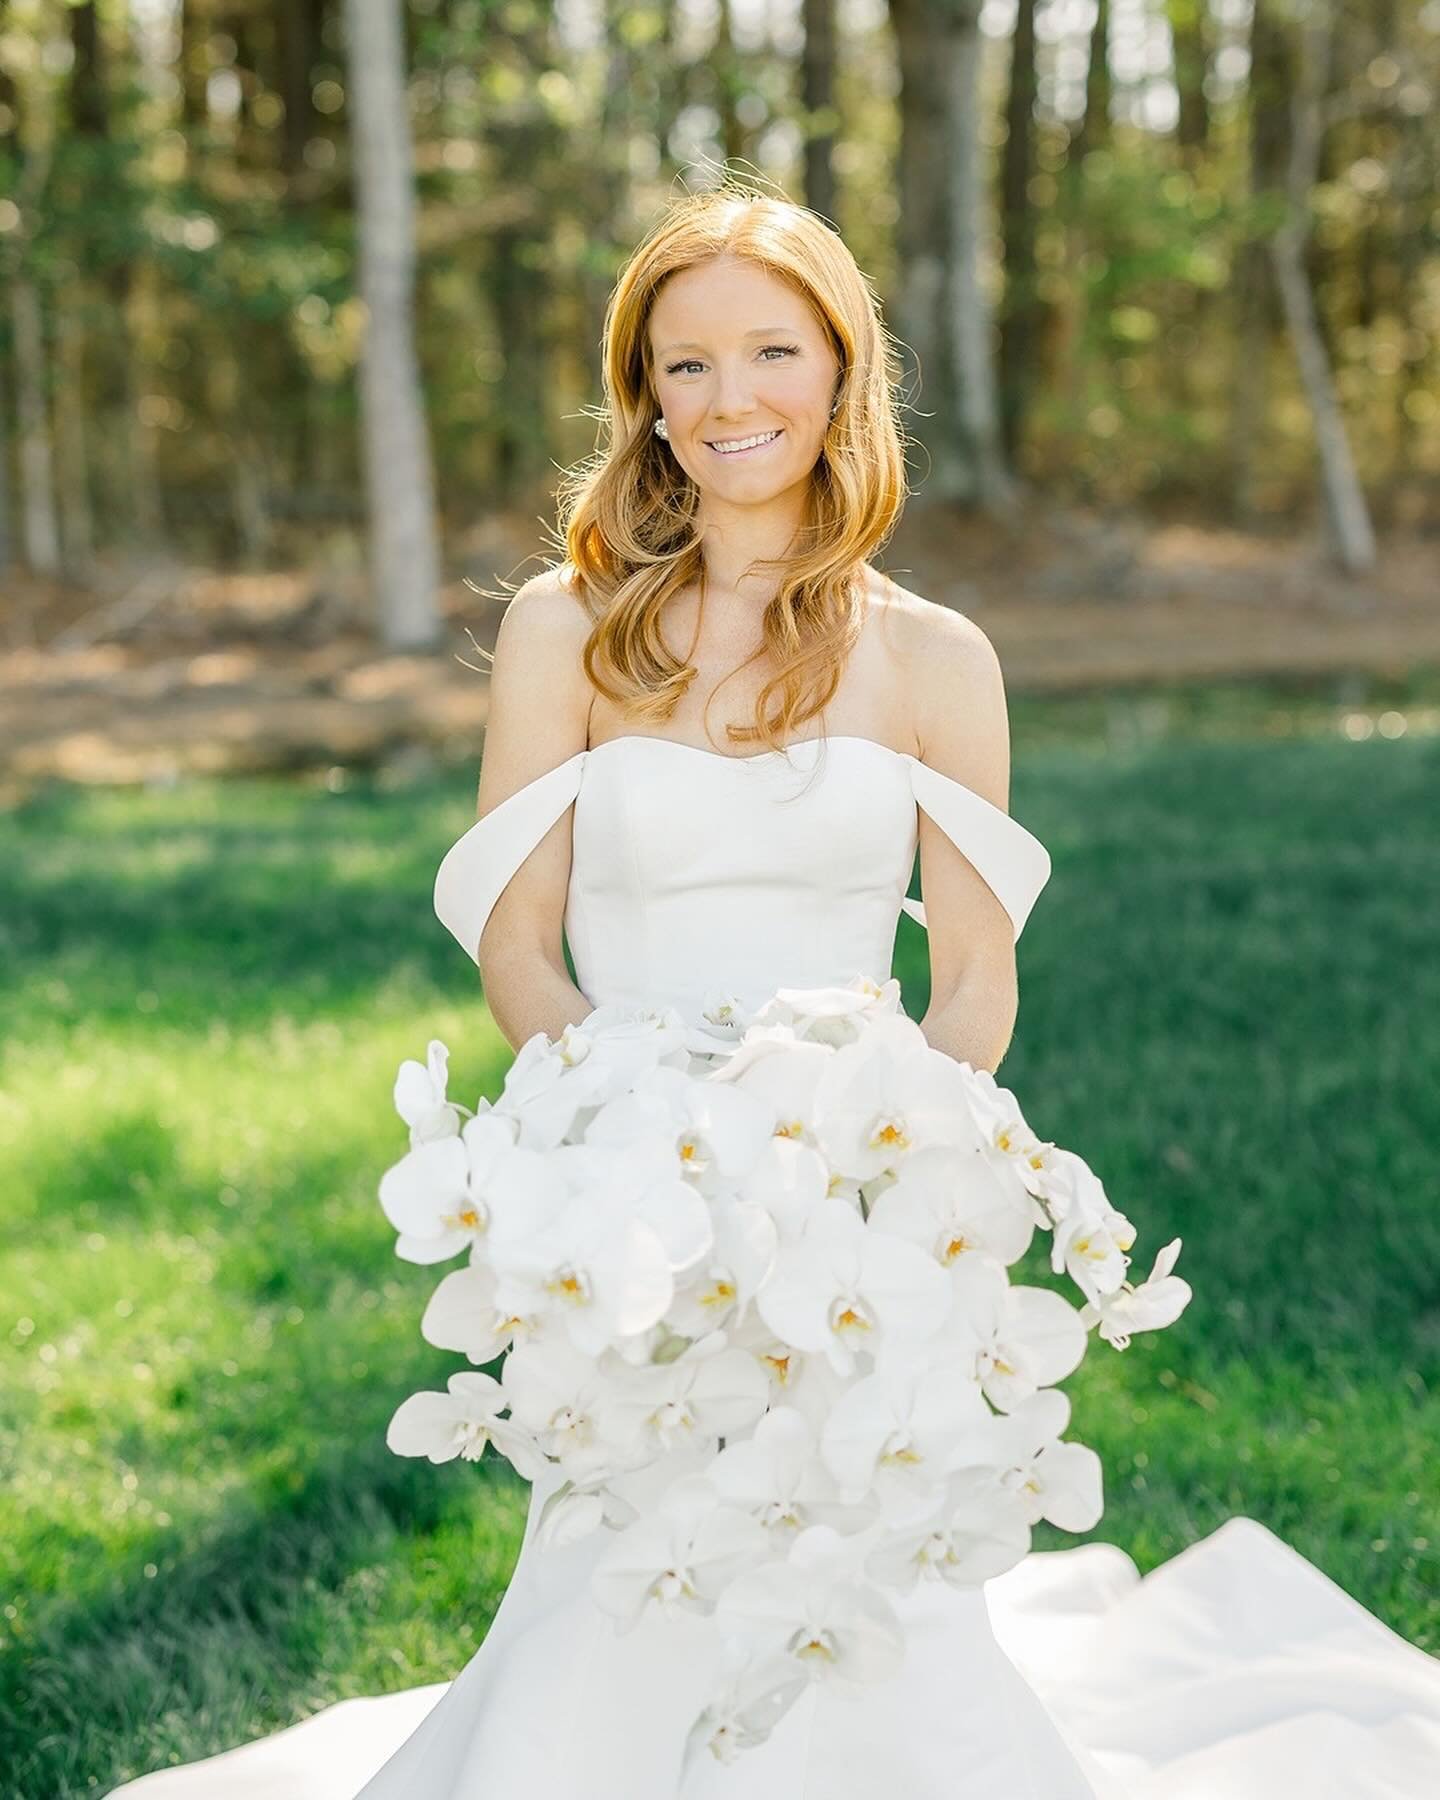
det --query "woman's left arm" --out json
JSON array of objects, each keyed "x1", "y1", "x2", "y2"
[{"x1": 906, "y1": 603, "x2": 1020, "y2": 1074}]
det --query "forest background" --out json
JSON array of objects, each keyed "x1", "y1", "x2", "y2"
[{"x1": 2, "y1": 0, "x2": 1438, "y2": 1794}]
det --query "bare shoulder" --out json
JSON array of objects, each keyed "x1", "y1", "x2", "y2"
[
  {"x1": 495, "y1": 563, "x2": 592, "y2": 660},
  {"x1": 866, "y1": 573, "x2": 1010, "y2": 806},
  {"x1": 481, "y1": 564, "x2": 594, "y2": 802}
]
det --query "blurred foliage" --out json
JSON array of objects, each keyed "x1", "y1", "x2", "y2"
[{"x1": 0, "y1": 0, "x2": 1436, "y2": 567}]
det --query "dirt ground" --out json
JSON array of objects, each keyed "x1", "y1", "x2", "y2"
[{"x1": 3, "y1": 501, "x2": 1436, "y2": 803}]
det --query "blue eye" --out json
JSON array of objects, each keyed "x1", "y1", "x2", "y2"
[{"x1": 664, "y1": 344, "x2": 800, "y2": 376}]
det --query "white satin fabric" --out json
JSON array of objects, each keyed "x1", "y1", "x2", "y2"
[{"x1": 107, "y1": 733, "x2": 1440, "y2": 1799}]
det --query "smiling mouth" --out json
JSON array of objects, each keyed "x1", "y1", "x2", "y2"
[{"x1": 706, "y1": 429, "x2": 784, "y2": 457}]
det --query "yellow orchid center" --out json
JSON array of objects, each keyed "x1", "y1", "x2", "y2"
[
  {"x1": 829, "y1": 1297, "x2": 874, "y2": 1341},
  {"x1": 791, "y1": 1627, "x2": 839, "y2": 1664},
  {"x1": 701, "y1": 1277, "x2": 736, "y2": 1311},
  {"x1": 870, "y1": 1117, "x2": 909, "y2": 1150},
  {"x1": 544, "y1": 1266, "x2": 591, "y2": 1307}
]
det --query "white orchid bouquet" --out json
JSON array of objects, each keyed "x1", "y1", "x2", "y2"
[{"x1": 377, "y1": 977, "x2": 1191, "y2": 1770}]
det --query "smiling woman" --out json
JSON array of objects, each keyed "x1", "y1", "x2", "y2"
[{"x1": 99, "y1": 179, "x2": 1440, "y2": 1800}]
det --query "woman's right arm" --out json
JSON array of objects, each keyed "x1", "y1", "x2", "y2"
[{"x1": 471, "y1": 568, "x2": 596, "y2": 1052}]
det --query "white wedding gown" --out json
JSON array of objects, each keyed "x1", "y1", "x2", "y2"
[{"x1": 108, "y1": 733, "x2": 1440, "y2": 1800}]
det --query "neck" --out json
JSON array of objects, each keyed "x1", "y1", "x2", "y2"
[{"x1": 694, "y1": 490, "x2": 810, "y2": 605}]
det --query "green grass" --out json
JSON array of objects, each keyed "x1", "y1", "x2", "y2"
[{"x1": 2, "y1": 689, "x2": 1438, "y2": 1797}]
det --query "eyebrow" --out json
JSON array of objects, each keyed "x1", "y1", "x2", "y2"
[{"x1": 656, "y1": 327, "x2": 801, "y2": 355}]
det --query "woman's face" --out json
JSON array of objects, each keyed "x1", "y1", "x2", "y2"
[{"x1": 647, "y1": 255, "x2": 841, "y2": 504}]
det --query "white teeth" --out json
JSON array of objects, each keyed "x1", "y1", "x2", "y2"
[{"x1": 709, "y1": 430, "x2": 781, "y2": 454}]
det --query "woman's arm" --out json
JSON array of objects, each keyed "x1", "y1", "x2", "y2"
[
  {"x1": 471, "y1": 569, "x2": 597, "y2": 1052},
  {"x1": 904, "y1": 602, "x2": 1021, "y2": 1074}
]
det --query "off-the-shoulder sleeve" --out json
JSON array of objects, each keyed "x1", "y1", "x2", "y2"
[
  {"x1": 433, "y1": 751, "x2": 589, "y2": 963},
  {"x1": 899, "y1": 756, "x2": 1052, "y2": 942}
]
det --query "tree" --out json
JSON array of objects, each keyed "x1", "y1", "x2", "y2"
[{"x1": 342, "y1": 0, "x2": 442, "y2": 648}]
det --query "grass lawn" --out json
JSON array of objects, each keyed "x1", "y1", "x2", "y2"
[{"x1": 3, "y1": 683, "x2": 1438, "y2": 1797}]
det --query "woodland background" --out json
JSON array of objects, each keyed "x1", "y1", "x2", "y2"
[
  {"x1": 0, "y1": 0, "x2": 1438, "y2": 787},
  {"x1": 2, "y1": 1, "x2": 1438, "y2": 1795}
]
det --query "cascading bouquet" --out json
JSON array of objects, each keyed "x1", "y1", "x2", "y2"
[{"x1": 377, "y1": 977, "x2": 1191, "y2": 1770}]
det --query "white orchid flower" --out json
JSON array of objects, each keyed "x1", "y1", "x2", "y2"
[
  {"x1": 866, "y1": 1142, "x2": 1036, "y2": 1274},
  {"x1": 697, "y1": 988, "x2": 752, "y2": 1036},
  {"x1": 501, "y1": 1337, "x2": 646, "y2": 1485},
  {"x1": 1079, "y1": 1236, "x2": 1193, "y2": 1349},
  {"x1": 962, "y1": 1067, "x2": 1061, "y2": 1211},
  {"x1": 584, "y1": 1064, "x2": 775, "y2": 1194},
  {"x1": 590, "y1": 1474, "x2": 769, "y2": 1632},
  {"x1": 813, "y1": 1018, "x2": 984, "y2": 1179},
  {"x1": 864, "y1": 1466, "x2": 1032, "y2": 1593},
  {"x1": 1052, "y1": 1203, "x2": 1137, "y2": 1304},
  {"x1": 711, "y1": 1030, "x2": 832, "y2": 1149},
  {"x1": 750, "y1": 975, "x2": 903, "y2": 1046},
  {"x1": 681, "y1": 1653, "x2": 810, "y2": 1772},
  {"x1": 947, "y1": 1258, "x2": 1088, "y2": 1412},
  {"x1": 419, "y1": 1261, "x2": 541, "y2": 1362},
  {"x1": 736, "y1": 1135, "x2": 831, "y2": 1247},
  {"x1": 494, "y1": 1007, "x2": 689, "y2": 1150},
  {"x1": 485, "y1": 1142, "x2": 714, "y2": 1356},
  {"x1": 392, "y1": 1038, "x2": 466, "y2": 1144},
  {"x1": 665, "y1": 1193, "x2": 778, "y2": 1339},
  {"x1": 756, "y1": 1199, "x2": 951, "y2": 1377},
  {"x1": 596, "y1": 1335, "x2": 770, "y2": 1457},
  {"x1": 554, "y1": 1138, "x2": 715, "y2": 1270},
  {"x1": 709, "y1": 1406, "x2": 875, "y2": 1539},
  {"x1": 981, "y1": 1388, "x2": 1105, "y2": 1531},
  {"x1": 378, "y1": 1135, "x2": 471, "y2": 1264},
  {"x1": 378, "y1": 1108, "x2": 559, "y2": 1266},
  {"x1": 489, "y1": 1199, "x2": 675, "y2": 1357},
  {"x1": 574, "y1": 1004, "x2": 696, "y2": 1089},
  {"x1": 820, "y1": 1358, "x2": 992, "y2": 1524},
  {"x1": 534, "y1": 1478, "x2": 639, "y2": 1551},
  {"x1": 490, "y1": 1025, "x2": 608, "y2": 1149},
  {"x1": 385, "y1": 1370, "x2": 547, "y2": 1478},
  {"x1": 1040, "y1": 1144, "x2": 1103, "y2": 1218},
  {"x1": 714, "y1": 1523, "x2": 905, "y2": 1688}
]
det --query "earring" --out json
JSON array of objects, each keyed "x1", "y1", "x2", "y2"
[{"x1": 829, "y1": 400, "x2": 839, "y2": 419}]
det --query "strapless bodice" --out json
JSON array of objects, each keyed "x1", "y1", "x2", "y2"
[{"x1": 433, "y1": 734, "x2": 1052, "y2": 1023}]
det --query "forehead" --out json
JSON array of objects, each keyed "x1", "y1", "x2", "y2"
[{"x1": 649, "y1": 258, "x2": 817, "y2": 350}]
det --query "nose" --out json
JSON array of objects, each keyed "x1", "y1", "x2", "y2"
[{"x1": 709, "y1": 359, "x2": 759, "y2": 421}]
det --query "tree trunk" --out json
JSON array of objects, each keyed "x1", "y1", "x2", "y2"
[
  {"x1": 277, "y1": 0, "x2": 325, "y2": 182},
  {"x1": 1169, "y1": 0, "x2": 1209, "y2": 153},
  {"x1": 997, "y1": 0, "x2": 1038, "y2": 469},
  {"x1": 343, "y1": 0, "x2": 442, "y2": 648},
  {"x1": 801, "y1": 0, "x2": 838, "y2": 227},
  {"x1": 1074, "y1": 0, "x2": 1110, "y2": 164},
  {"x1": 11, "y1": 277, "x2": 61, "y2": 576},
  {"x1": 1229, "y1": 0, "x2": 1288, "y2": 520},
  {"x1": 55, "y1": 298, "x2": 94, "y2": 578},
  {"x1": 1270, "y1": 0, "x2": 1374, "y2": 571},
  {"x1": 890, "y1": 0, "x2": 1014, "y2": 509}
]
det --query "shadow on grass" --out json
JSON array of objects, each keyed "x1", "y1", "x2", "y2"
[{"x1": 3, "y1": 1434, "x2": 528, "y2": 1800}]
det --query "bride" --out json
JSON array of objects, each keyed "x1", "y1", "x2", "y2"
[{"x1": 109, "y1": 187, "x2": 1439, "y2": 1800}]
